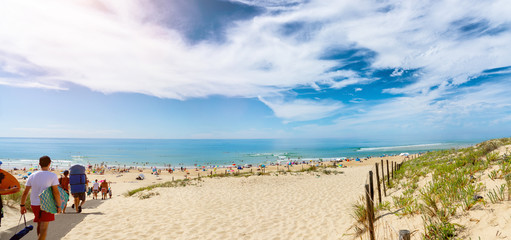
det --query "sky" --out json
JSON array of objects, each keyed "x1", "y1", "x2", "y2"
[{"x1": 0, "y1": 0, "x2": 510, "y2": 141}]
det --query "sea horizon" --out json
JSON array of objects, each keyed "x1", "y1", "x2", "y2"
[{"x1": 0, "y1": 137, "x2": 480, "y2": 169}]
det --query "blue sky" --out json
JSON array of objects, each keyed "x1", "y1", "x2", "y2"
[{"x1": 0, "y1": 0, "x2": 510, "y2": 140}]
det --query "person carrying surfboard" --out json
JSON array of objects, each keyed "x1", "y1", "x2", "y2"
[{"x1": 20, "y1": 156, "x2": 62, "y2": 240}]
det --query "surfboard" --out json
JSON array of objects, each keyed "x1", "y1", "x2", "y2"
[
  {"x1": 0, "y1": 169, "x2": 21, "y2": 195},
  {"x1": 39, "y1": 186, "x2": 69, "y2": 214}
]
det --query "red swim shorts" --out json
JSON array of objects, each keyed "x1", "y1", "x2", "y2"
[{"x1": 31, "y1": 205, "x2": 55, "y2": 222}]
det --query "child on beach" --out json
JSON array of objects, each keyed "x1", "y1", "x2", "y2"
[
  {"x1": 108, "y1": 187, "x2": 112, "y2": 199},
  {"x1": 92, "y1": 179, "x2": 100, "y2": 199}
]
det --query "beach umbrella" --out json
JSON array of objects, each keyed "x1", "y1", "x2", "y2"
[{"x1": 139, "y1": 173, "x2": 145, "y2": 179}]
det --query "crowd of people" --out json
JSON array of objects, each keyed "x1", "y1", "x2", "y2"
[{"x1": 14, "y1": 156, "x2": 113, "y2": 239}]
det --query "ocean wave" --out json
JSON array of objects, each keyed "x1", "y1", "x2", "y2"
[
  {"x1": 245, "y1": 153, "x2": 274, "y2": 157},
  {"x1": 356, "y1": 143, "x2": 445, "y2": 152}
]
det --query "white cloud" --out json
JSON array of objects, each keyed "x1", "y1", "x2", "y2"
[
  {"x1": 258, "y1": 96, "x2": 343, "y2": 122},
  {"x1": 1, "y1": 0, "x2": 511, "y2": 126}
]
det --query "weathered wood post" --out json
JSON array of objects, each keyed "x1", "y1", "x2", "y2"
[
  {"x1": 369, "y1": 171, "x2": 374, "y2": 201},
  {"x1": 386, "y1": 160, "x2": 390, "y2": 186},
  {"x1": 381, "y1": 159, "x2": 386, "y2": 196},
  {"x1": 391, "y1": 161, "x2": 394, "y2": 179},
  {"x1": 399, "y1": 230, "x2": 411, "y2": 240},
  {"x1": 375, "y1": 163, "x2": 382, "y2": 204},
  {"x1": 365, "y1": 184, "x2": 375, "y2": 240},
  {"x1": 172, "y1": 176, "x2": 174, "y2": 181}
]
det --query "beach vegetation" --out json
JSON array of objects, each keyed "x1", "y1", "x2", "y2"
[
  {"x1": 351, "y1": 137, "x2": 511, "y2": 239},
  {"x1": 376, "y1": 200, "x2": 391, "y2": 212},
  {"x1": 486, "y1": 184, "x2": 506, "y2": 204},
  {"x1": 3, "y1": 184, "x2": 32, "y2": 212},
  {"x1": 139, "y1": 191, "x2": 160, "y2": 200},
  {"x1": 423, "y1": 217, "x2": 459, "y2": 240},
  {"x1": 125, "y1": 179, "x2": 193, "y2": 197},
  {"x1": 348, "y1": 196, "x2": 371, "y2": 236}
]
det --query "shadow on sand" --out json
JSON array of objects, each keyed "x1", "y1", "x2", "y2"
[{"x1": 1, "y1": 199, "x2": 104, "y2": 239}]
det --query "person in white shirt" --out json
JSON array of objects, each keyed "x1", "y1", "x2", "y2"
[
  {"x1": 92, "y1": 179, "x2": 100, "y2": 200},
  {"x1": 20, "y1": 156, "x2": 62, "y2": 240}
]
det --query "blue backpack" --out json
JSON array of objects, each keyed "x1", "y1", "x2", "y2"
[{"x1": 69, "y1": 165, "x2": 86, "y2": 194}]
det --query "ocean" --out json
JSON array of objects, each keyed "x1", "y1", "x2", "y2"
[{"x1": 0, "y1": 138, "x2": 476, "y2": 169}]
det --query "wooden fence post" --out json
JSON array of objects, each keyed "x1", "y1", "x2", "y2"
[
  {"x1": 381, "y1": 159, "x2": 386, "y2": 196},
  {"x1": 399, "y1": 229, "x2": 410, "y2": 240},
  {"x1": 386, "y1": 160, "x2": 390, "y2": 186},
  {"x1": 365, "y1": 184, "x2": 375, "y2": 240},
  {"x1": 369, "y1": 171, "x2": 374, "y2": 201},
  {"x1": 391, "y1": 161, "x2": 394, "y2": 179},
  {"x1": 375, "y1": 163, "x2": 382, "y2": 204}
]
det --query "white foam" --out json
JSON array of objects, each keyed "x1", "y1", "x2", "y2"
[{"x1": 357, "y1": 143, "x2": 445, "y2": 152}]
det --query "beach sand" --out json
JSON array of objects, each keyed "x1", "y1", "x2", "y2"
[{"x1": 1, "y1": 156, "x2": 408, "y2": 239}]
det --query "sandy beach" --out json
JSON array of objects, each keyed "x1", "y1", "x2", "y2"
[{"x1": 1, "y1": 156, "x2": 407, "y2": 239}]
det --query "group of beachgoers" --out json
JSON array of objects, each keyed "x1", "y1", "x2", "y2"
[
  {"x1": 58, "y1": 171, "x2": 112, "y2": 211},
  {"x1": 9, "y1": 156, "x2": 113, "y2": 240}
]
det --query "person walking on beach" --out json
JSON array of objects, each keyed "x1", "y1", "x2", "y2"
[
  {"x1": 100, "y1": 179, "x2": 109, "y2": 200},
  {"x1": 92, "y1": 179, "x2": 100, "y2": 199},
  {"x1": 59, "y1": 170, "x2": 70, "y2": 213},
  {"x1": 20, "y1": 156, "x2": 62, "y2": 240},
  {"x1": 71, "y1": 175, "x2": 87, "y2": 213}
]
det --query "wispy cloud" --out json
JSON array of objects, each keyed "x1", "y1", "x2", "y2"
[
  {"x1": 258, "y1": 96, "x2": 343, "y2": 122},
  {"x1": 1, "y1": 0, "x2": 511, "y2": 132}
]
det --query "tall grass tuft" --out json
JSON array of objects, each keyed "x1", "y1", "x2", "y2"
[{"x1": 3, "y1": 184, "x2": 32, "y2": 212}]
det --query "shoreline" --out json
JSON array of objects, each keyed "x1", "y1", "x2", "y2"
[{"x1": 0, "y1": 153, "x2": 419, "y2": 171}]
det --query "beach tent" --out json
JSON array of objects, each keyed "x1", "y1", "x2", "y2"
[{"x1": 399, "y1": 153, "x2": 410, "y2": 156}]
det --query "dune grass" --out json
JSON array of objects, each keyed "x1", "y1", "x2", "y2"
[
  {"x1": 124, "y1": 179, "x2": 194, "y2": 197},
  {"x1": 350, "y1": 137, "x2": 511, "y2": 239},
  {"x1": 2, "y1": 184, "x2": 32, "y2": 212}
]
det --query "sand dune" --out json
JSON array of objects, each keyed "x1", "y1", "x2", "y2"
[{"x1": 62, "y1": 166, "x2": 374, "y2": 240}]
